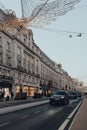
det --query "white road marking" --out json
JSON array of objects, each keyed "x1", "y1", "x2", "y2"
[
  {"x1": 34, "y1": 111, "x2": 40, "y2": 114},
  {"x1": 20, "y1": 115, "x2": 29, "y2": 119},
  {"x1": 58, "y1": 101, "x2": 82, "y2": 130},
  {"x1": 44, "y1": 107, "x2": 48, "y2": 110},
  {"x1": 0, "y1": 122, "x2": 11, "y2": 127}
]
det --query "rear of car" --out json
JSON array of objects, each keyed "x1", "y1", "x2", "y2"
[
  {"x1": 50, "y1": 90, "x2": 69, "y2": 105},
  {"x1": 69, "y1": 91, "x2": 77, "y2": 99}
]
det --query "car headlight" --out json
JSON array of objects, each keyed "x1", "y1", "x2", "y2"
[
  {"x1": 61, "y1": 96, "x2": 64, "y2": 99},
  {"x1": 50, "y1": 96, "x2": 53, "y2": 98}
]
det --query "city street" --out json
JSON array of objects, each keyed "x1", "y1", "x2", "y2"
[
  {"x1": 0, "y1": 98, "x2": 82, "y2": 130},
  {"x1": 0, "y1": 0, "x2": 87, "y2": 129}
]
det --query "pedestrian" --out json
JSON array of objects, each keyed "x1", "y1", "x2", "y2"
[
  {"x1": 0, "y1": 91, "x2": 1, "y2": 100},
  {"x1": 1, "y1": 90, "x2": 5, "y2": 99},
  {"x1": 10, "y1": 91, "x2": 14, "y2": 100},
  {"x1": 6, "y1": 94, "x2": 9, "y2": 101}
]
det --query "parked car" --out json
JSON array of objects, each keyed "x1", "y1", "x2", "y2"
[
  {"x1": 33, "y1": 92, "x2": 43, "y2": 98},
  {"x1": 49, "y1": 90, "x2": 69, "y2": 105},
  {"x1": 77, "y1": 91, "x2": 82, "y2": 98},
  {"x1": 83, "y1": 92, "x2": 87, "y2": 96},
  {"x1": 69, "y1": 91, "x2": 77, "y2": 99}
]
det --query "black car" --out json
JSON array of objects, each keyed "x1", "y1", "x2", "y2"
[
  {"x1": 50, "y1": 90, "x2": 69, "y2": 105},
  {"x1": 69, "y1": 91, "x2": 77, "y2": 99},
  {"x1": 33, "y1": 92, "x2": 43, "y2": 98}
]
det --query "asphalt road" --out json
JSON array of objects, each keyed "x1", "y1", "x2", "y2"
[{"x1": 0, "y1": 98, "x2": 82, "y2": 130}]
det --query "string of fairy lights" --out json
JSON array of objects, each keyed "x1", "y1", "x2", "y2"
[
  {"x1": 31, "y1": 26, "x2": 87, "y2": 38},
  {"x1": 0, "y1": 0, "x2": 87, "y2": 37},
  {"x1": 30, "y1": 3, "x2": 87, "y2": 38}
]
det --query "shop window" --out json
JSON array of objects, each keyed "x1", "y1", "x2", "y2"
[
  {"x1": 6, "y1": 55, "x2": 11, "y2": 66},
  {"x1": 23, "y1": 59, "x2": 26, "y2": 69},
  {"x1": 24, "y1": 38, "x2": 26, "y2": 44},
  {"x1": 32, "y1": 46, "x2": 34, "y2": 51},
  {"x1": 28, "y1": 76, "x2": 31, "y2": 82},
  {"x1": 18, "y1": 72, "x2": 21, "y2": 80},
  {"x1": 16, "y1": 86, "x2": 20, "y2": 93},
  {"x1": 29, "y1": 87, "x2": 35, "y2": 96},
  {"x1": 17, "y1": 60, "x2": 21, "y2": 67},
  {"x1": 3, "y1": 69, "x2": 6, "y2": 76},
  {"x1": 28, "y1": 63, "x2": 30, "y2": 72},
  {"x1": 28, "y1": 42, "x2": 30, "y2": 48},
  {"x1": 23, "y1": 86, "x2": 35, "y2": 97},
  {"x1": 7, "y1": 70, "x2": 10, "y2": 76}
]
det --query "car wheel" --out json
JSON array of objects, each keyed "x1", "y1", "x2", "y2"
[
  {"x1": 63, "y1": 100, "x2": 67, "y2": 105},
  {"x1": 50, "y1": 101, "x2": 53, "y2": 105},
  {"x1": 67, "y1": 100, "x2": 69, "y2": 104}
]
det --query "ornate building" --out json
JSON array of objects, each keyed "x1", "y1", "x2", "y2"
[{"x1": 0, "y1": 9, "x2": 76, "y2": 99}]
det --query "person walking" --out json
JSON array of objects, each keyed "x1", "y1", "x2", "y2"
[{"x1": 10, "y1": 91, "x2": 14, "y2": 100}]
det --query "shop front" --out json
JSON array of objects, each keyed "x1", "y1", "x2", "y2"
[
  {"x1": 0, "y1": 81, "x2": 12, "y2": 100},
  {"x1": 16, "y1": 85, "x2": 35, "y2": 97},
  {"x1": 23, "y1": 86, "x2": 35, "y2": 97},
  {"x1": 15, "y1": 83, "x2": 38, "y2": 99}
]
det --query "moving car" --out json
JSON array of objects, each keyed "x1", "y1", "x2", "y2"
[
  {"x1": 50, "y1": 90, "x2": 69, "y2": 105},
  {"x1": 69, "y1": 91, "x2": 77, "y2": 99}
]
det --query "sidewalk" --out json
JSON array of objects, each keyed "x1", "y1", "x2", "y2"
[
  {"x1": 0, "y1": 96, "x2": 49, "y2": 108},
  {"x1": 0, "y1": 97, "x2": 49, "y2": 115},
  {"x1": 69, "y1": 97, "x2": 87, "y2": 130}
]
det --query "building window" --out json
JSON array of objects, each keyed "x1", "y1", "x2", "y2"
[
  {"x1": 6, "y1": 55, "x2": 11, "y2": 66},
  {"x1": 7, "y1": 41, "x2": 11, "y2": 51},
  {"x1": 0, "y1": 36, "x2": 2, "y2": 46},
  {"x1": 17, "y1": 46, "x2": 21, "y2": 55},
  {"x1": 0, "y1": 67, "x2": 2, "y2": 75},
  {"x1": 23, "y1": 51, "x2": 26, "y2": 59},
  {"x1": 28, "y1": 76, "x2": 31, "y2": 82},
  {"x1": 0, "y1": 54, "x2": 3, "y2": 63},
  {"x1": 0, "y1": 46, "x2": 2, "y2": 54},
  {"x1": 36, "y1": 48, "x2": 38, "y2": 54}
]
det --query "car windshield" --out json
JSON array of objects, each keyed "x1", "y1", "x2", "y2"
[
  {"x1": 53, "y1": 91, "x2": 66, "y2": 95},
  {"x1": 70, "y1": 92, "x2": 76, "y2": 95}
]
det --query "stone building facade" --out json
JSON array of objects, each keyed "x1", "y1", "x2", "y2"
[
  {"x1": 0, "y1": 29, "x2": 64, "y2": 98},
  {"x1": 0, "y1": 9, "x2": 78, "y2": 99}
]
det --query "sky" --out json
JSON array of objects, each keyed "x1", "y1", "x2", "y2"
[{"x1": 1, "y1": 0, "x2": 87, "y2": 85}]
